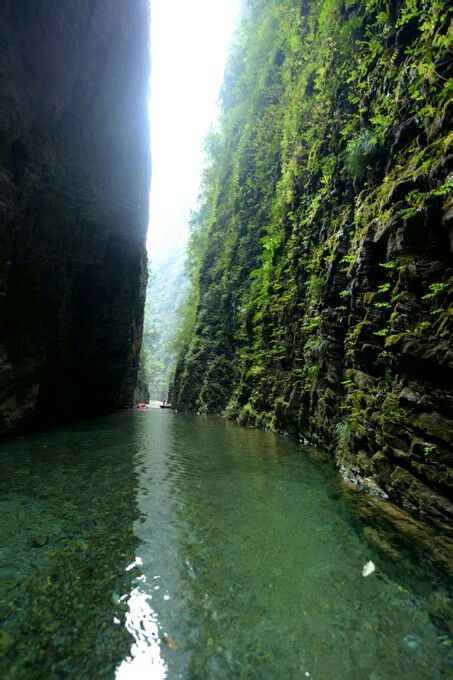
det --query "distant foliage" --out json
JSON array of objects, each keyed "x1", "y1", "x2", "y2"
[{"x1": 141, "y1": 251, "x2": 188, "y2": 400}]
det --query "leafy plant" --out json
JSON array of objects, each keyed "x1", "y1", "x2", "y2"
[
  {"x1": 307, "y1": 274, "x2": 325, "y2": 299},
  {"x1": 374, "y1": 328, "x2": 390, "y2": 337},
  {"x1": 334, "y1": 420, "x2": 355, "y2": 448},
  {"x1": 345, "y1": 129, "x2": 378, "y2": 179},
  {"x1": 377, "y1": 283, "x2": 391, "y2": 294},
  {"x1": 422, "y1": 282, "x2": 448, "y2": 300}
]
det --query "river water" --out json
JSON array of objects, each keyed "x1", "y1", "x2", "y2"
[{"x1": 0, "y1": 410, "x2": 451, "y2": 678}]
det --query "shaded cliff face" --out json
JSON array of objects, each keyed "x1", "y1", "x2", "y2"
[
  {"x1": 0, "y1": 0, "x2": 150, "y2": 432},
  {"x1": 173, "y1": 0, "x2": 452, "y2": 520}
]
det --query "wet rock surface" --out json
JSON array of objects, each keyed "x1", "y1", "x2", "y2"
[
  {"x1": 171, "y1": 1, "x2": 452, "y2": 521},
  {"x1": 0, "y1": 0, "x2": 150, "y2": 433}
]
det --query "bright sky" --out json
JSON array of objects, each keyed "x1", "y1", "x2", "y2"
[{"x1": 148, "y1": 0, "x2": 240, "y2": 264}]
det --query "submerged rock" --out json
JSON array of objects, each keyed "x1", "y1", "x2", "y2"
[
  {"x1": 362, "y1": 561, "x2": 376, "y2": 578},
  {"x1": 30, "y1": 535, "x2": 47, "y2": 548}
]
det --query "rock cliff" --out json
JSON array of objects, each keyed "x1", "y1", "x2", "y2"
[
  {"x1": 0, "y1": 0, "x2": 150, "y2": 432},
  {"x1": 172, "y1": 0, "x2": 452, "y2": 520}
]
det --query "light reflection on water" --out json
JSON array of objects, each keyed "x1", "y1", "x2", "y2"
[
  {"x1": 0, "y1": 410, "x2": 451, "y2": 678},
  {"x1": 116, "y1": 584, "x2": 166, "y2": 679}
]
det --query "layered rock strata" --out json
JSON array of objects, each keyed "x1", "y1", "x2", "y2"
[{"x1": 172, "y1": 0, "x2": 452, "y2": 520}]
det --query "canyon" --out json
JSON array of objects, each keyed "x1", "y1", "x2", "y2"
[{"x1": 0, "y1": 2, "x2": 451, "y2": 676}]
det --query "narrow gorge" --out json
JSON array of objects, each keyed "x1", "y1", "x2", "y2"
[
  {"x1": 172, "y1": 0, "x2": 452, "y2": 522},
  {"x1": 0, "y1": 1, "x2": 452, "y2": 677}
]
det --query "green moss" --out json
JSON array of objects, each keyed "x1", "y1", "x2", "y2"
[{"x1": 170, "y1": 0, "x2": 451, "y2": 517}]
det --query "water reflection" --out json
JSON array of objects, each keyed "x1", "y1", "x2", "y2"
[
  {"x1": 116, "y1": 585, "x2": 166, "y2": 679},
  {"x1": 127, "y1": 411, "x2": 452, "y2": 679},
  {"x1": 0, "y1": 410, "x2": 451, "y2": 678},
  {"x1": 115, "y1": 415, "x2": 170, "y2": 679}
]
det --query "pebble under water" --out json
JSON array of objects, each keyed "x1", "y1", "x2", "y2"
[{"x1": 0, "y1": 410, "x2": 451, "y2": 678}]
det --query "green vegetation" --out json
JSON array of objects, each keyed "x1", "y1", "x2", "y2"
[
  {"x1": 171, "y1": 0, "x2": 452, "y2": 516},
  {"x1": 345, "y1": 128, "x2": 379, "y2": 179},
  {"x1": 141, "y1": 249, "x2": 188, "y2": 400}
]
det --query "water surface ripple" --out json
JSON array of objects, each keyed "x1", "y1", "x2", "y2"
[{"x1": 0, "y1": 410, "x2": 451, "y2": 678}]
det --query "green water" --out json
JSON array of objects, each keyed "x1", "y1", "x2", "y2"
[{"x1": 0, "y1": 410, "x2": 451, "y2": 678}]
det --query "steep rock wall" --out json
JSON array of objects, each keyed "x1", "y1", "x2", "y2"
[
  {"x1": 173, "y1": 0, "x2": 452, "y2": 520},
  {"x1": 0, "y1": 0, "x2": 150, "y2": 432}
]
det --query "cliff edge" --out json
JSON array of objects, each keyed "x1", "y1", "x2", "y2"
[
  {"x1": 0, "y1": 0, "x2": 150, "y2": 432},
  {"x1": 173, "y1": 0, "x2": 452, "y2": 521}
]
